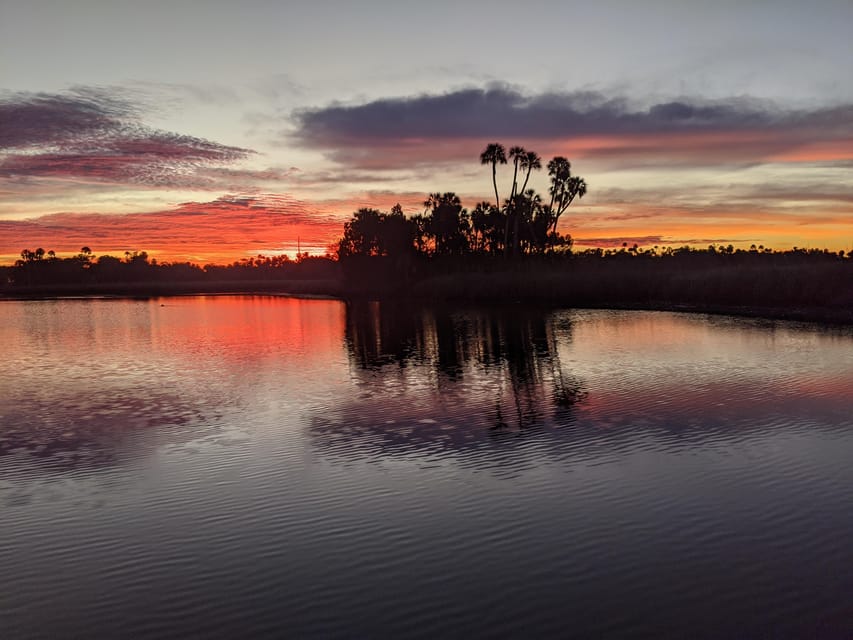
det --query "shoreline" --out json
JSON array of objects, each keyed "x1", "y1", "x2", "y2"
[{"x1": 3, "y1": 283, "x2": 852, "y2": 327}]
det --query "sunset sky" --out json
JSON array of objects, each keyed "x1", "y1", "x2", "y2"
[{"x1": 1, "y1": 0, "x2": 852, "y2": 264}]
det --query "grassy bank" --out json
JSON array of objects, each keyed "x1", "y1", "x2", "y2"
[
  {"x1": 341, "y1": 252, "x2": 853, "y2": 324},
  {"x1": 4, "y1": 252, "x2": 852, "y2": 324}
]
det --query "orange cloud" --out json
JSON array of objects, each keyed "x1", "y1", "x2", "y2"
[{"x1": 0, "y1": 194, "x2": 346, "y2": 264}]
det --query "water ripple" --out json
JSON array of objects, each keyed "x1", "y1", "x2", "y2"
[{"x1": 2, "y1": 299, "x2": 853, "y2": 638}]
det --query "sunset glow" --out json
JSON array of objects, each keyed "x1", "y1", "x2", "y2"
[{"x1": 2, "y1": 1, "x2": 852, "y2": 263}]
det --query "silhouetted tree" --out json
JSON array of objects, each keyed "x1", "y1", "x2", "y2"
[
  {"x1": 337, "y1": 206, "x2": 416, "y2": 259},
  {"x1": 479, "y1": 143, "x2": 507, "y2": 210},
  {"x1": 505, "y1": 146, "x2": 527, "y2": 256},
  {"x1": 423, "y1": 192, "x2": 469, "y2": 255},
  {"x1": 519, "y1": 150, "x2": 542, "y2": 194},
  {"x1": 471, "y1": 201, "x2": 505, "y2": 255},
  {"x1": 546, "y1": 156, "x2": 587, "y2": 243}
]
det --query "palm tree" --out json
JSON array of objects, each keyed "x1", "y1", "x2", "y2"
[
  {"x1": 505, "y1": 146, "x2": 527, "y2": 256},
  {"x1": 552, "y1": 176, "x2": 586, "y2": 239},
  {"x1": 547, "y1": 157, "x2": 587, "y2": 237},
  {"x1": 479, "y1": 143, "x2": 507, "y2": 210},
  {"x1": 508, "y1": 146, "x2": 526, "y2": 200},
  {"x1": 546, "y1": 156, "x2": 571, "y2": 211},
  {"x1": 424, "y1": 192, "x2": 465, "y2": 255},
  {"x1": 519, "y1": 150, "x2": 542, "y2": 194},
  {"x1": 511, "y1": 189, "x2": 546, "y2": 255}
]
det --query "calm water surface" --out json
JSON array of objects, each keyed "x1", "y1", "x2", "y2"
[{"x1": 2, "y1": 296, "x2": 852, "y2": 638}]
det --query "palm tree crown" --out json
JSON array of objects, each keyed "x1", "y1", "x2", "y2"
[{"x1": 519, "y1": 150, "x2": 542, "y2": 193}]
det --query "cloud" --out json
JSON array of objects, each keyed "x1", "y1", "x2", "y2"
[
  {"x1": 292, "y1": 85, "x2": 853, "y2": 169},
  {"x1": 0, "y1": 88, "x2": 253, "y2": 188},
  {"x1": 0, "y1": 87, "x2": 136, "y2": 149},
  {"x1": 573, "y1": 236, "x2": 744, "y2": 249},
  {"x1": 0, "y1": 194, "x2": 345, "y2": 263}
]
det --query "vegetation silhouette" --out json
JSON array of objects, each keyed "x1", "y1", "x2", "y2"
[
  {"x1": 2, "y1": 143, "x2": 852, "y2": 323},
  {"x1": 3, "y1": 246, "x2": 340, "y2": 296},
  {"x1": 331, "y1": 143, "x2": 852, "y2": 322},
  {"x1": 336, "y1": 142, "x2": 580, "y2": 267}
]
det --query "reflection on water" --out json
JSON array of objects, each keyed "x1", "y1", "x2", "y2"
[
  {"x1": 0, "y1": 297, "x2": 344, "y2": 474},
  {"x1": 313, "y1": 302, "x2": 586, "y2": 462},
  {"x1": 2, "y1": 297, "x2": 853, "y2": 639}
]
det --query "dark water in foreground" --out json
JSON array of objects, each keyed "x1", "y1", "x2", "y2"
[{"x1": 2, "y1": 296, "x2": 853, "y2": 638}]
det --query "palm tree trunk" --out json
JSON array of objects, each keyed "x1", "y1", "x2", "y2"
[
  {"x1": 520, "y1": 166, "x2": 533, "y2": 194},
  {"x1": 492, "y1": 163, "x2": 500, "y2": 209}
]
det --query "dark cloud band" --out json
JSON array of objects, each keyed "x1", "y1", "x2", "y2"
[{"x1": 292, "y1": 85, "x2": 853, "y2": 168}]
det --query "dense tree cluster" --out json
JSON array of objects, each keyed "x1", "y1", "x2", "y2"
[{"x1": 336, "y1": 143, "x2": 586, "y2": 260}]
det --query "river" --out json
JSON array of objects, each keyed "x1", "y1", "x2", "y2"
[{"x1": 2, "y1": 296, "x2": 852, "y2": 638}]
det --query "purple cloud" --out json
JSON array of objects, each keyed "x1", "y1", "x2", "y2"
[
  {"x1": 292, "y1": 85, "x2": 853, "y2": 168},
  {"x1": 0, "y1": 88, "x2": 253, "y2": 188}
]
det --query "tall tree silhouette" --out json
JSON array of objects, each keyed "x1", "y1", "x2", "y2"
[
  {"x1": 479, "y1": 143, "x2": 507, "y2": 210},
  {"x1": 505, "y1": 146, "x2": 527, "y2": 256},
  {"x1": 424, "y1": 192, "x2": 469, "y2": 255},
  {"x1": 547, "y1": 157, "x2": 587, "y2": 239},
  {"x1": 508, "y1": 146, "x2": 526, "y2": 200},
  {"x1": 519, "y1": 150, "x2": 542, "y2": 194}
]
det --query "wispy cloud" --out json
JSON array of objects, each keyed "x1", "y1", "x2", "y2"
[
  {"x1": 0, "y1": 88, "x2": 253, "y2": 188},
  {"x1": 573, "y1": 236, "x2": 744, "y2": 249}
]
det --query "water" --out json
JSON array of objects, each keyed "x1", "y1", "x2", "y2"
[{"x1": 1, "y1": 296, "x2": 852, "y2": 638}]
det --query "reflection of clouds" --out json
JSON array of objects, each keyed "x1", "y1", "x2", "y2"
[
  {"x1": 0, "y1": 296, "x2": 346, "y2": 475},
  {"x1": 0, "y1": 382, "x2": 225, "y2": 474},
  {"x1": 315, "y1": 305, "x2": 853, "y2": 467},
  {"x1": 311, "y1": 303, "x2": 587, "y2": 465}
]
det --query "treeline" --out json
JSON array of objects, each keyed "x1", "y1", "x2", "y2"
[
  {"x1": 2, "y1": 247, "x2": 338, "y2": 293},
  {"x1": 3, "y1": 142, "x2": 852, "y2": 321}
]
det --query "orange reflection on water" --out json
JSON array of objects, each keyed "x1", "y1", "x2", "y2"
[
  {"x1": 0, "y1": 296, "x2": 348, "y2": 462},
  {"x1": 568, "y1": 311, "x2": 853, "y2": 423}
]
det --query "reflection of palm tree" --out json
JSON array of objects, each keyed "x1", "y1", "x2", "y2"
[
  {"x1": 342, "y1": 302, "x2": 587, "y2": 435},
  {"x1": 489, "y1": 400, "x2": 509, "y2": 431}
]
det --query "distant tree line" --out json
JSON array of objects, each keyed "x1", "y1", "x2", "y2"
[{"x1": 3, "y1": 247, "x2": 337, "y2": 290}]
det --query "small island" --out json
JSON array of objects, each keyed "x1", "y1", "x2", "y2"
[{"x1": 4, "y1": 144, "x2": 852, "y2": 325}]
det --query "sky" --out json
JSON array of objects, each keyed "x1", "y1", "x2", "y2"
[{"x1": 1, "y1": 0, "x2": 852, "y2": 264}]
